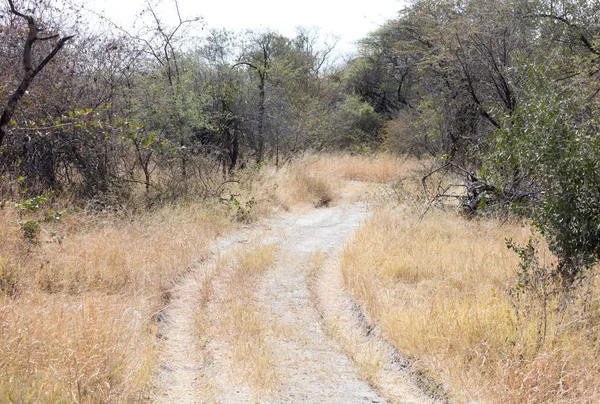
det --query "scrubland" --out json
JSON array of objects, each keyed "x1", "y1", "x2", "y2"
[
  {"x1": 0, "y1": 153, "x2": 408, "y2": 403},
  {"x1": 342, "y1": 163, "x2": 600, "y2": 403},
  {"x1": 3, "y1": 152, "x2": 598, "y2": 403},
  {"x1": 0, "y1": 155, "x2": 345, "y2": 402}
]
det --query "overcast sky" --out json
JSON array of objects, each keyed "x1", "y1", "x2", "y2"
[{"x1": 85, "y1": 0, "x2": 405, "y2": 56}]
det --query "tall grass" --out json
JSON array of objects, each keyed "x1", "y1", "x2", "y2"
[
  {"x1": 0, "y1": 153, "x2": 414, "y2": 402},
  {"x1": 342, "y1": 206, "x2": 600, "y2": 402},
  {"x1": 309, "y1": 153, "x2": 420, "y2": 183},
  {"x1": 0, "y1": 201, "x2": 231, "y2": 402}
]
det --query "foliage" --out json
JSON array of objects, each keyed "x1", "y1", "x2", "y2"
[
  {"x1": 11, "y1": 191, "x2": 70, "y2": 245},
  {"x1": 220, "y1": 193, "x2": 257, "y2": 222},
  {"x1": 328, "y1": 95, "x2": 383, "y2": 150},
  {"x1": 485, "y1": 63, "x2": 600, "y2": 284}
]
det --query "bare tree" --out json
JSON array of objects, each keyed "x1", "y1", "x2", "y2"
[
  {"x1": 0, "y1": 0, "x2": 74, "y2": 148},
  {"x1": 294, "y1": 27, "x2": 339, "y2": 79}
]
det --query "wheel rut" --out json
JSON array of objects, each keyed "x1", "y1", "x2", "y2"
[{"x1": 152, "y1": 199, "x2": 437, "y2": 403}]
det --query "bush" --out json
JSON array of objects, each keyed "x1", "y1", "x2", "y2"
[{"x1": 484, "y1": 63, "x2": 600, "y2": 286}]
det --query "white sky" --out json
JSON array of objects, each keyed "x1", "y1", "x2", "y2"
[{"x1": 85, "y1": 0, "x2": 406, "y2": 56}]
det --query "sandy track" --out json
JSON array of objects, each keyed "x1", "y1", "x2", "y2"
[
  {"x1": 152, "y1": 227, "x2": 255, "y2": 404},
  {"x1": 252, "y1": 204, "x2": 384, "y2": 403},
  {"x1": 152, "y1": 195, "x2": 436, "y2": 403}
]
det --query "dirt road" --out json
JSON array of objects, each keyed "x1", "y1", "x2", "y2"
[{"x1": 153, "y1": 189, "x2": 434, "y2": 403}]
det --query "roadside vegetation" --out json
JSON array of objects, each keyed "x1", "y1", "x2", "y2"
[
  {"x1": 2, "y1": 0, "x2": 600, "y2": 401},
  {"x1": 343, "y1": 175, "x2": 600, "y2": 402},
  {"x1": 0, "y1": 157, "x2": 345, "y2": 402}
]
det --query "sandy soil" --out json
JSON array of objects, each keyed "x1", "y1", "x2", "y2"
[{"x1": 152, "y1": 183, "x2": 437, "y2": 403}]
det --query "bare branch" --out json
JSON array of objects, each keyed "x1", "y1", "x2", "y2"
[
  {"x1": 230, "y1": 61, "x2": 258, "y2": 71},
  {"x1": 0, "y1": 1, "x2": 75, "y2": 148},
  {"x1": 38, "y1": 34, "x2": 60, "y2": 41},
  {"x1": 533, "y1": 13, "x2": 600, "y2": 56}
]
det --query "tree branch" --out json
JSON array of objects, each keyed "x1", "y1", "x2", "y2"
[
  {"x1": 534, "y1": 13, "x2": 600, "y2": 56},
  {"x1": 0, "y1": 1, "x2": 75, "y2": 148}
]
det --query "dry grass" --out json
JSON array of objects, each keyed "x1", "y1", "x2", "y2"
[
  {"x1": 0, "y1": 201, "x2": 231, "y2": 402},
  {"x1": 221, "y1": 242, "x2": 278, "y2": 390},
  {"x1": 342, "y1": 206, "x2": 600, "y2": 402},
  {"x1": 306, "y1": 250, "x2": 385, "y2": 384},
  {"x1": 220, "y1": 160, "x2": 340, "y2": 216},
  {"x1": 219, "y1": 153, "x2": 420, "y2": 216},
  {"x1": 0, "y1": 154, "x2": 345, "y2": 402},
  {"x1": 307, "y1": 251, "x2": 431, "y2": 402},
  {"x1": 0, "y1": 153, "x2": 420, "y2": 402},
  {"x1": 196, "y1": 242, "x2": 278, "y2": 395},
  {"x1": 274, "y1": 163, "x2": 339, "y2": 208},
  {"x1": 0, "y1": 293, "x2": 155, "y2": 403},
  {"x1": 308, "y1": 153, "x2": 421, "y2": 183}
]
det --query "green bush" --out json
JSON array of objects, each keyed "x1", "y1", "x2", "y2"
[{"x1": 484, "y1": 63, "x2": 600, "y2": 285}]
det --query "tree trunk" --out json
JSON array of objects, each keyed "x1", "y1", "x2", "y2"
[{"x1": 257, "y1": 71, "x2": 266, "y2": 163}]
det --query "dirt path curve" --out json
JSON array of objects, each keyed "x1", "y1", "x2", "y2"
[
  {"x1": 253, "y1": 204, "x2": 384, "y2": 403},
  {"x1": 153, "y1": 187, "x2": 435, "y2": 403}
]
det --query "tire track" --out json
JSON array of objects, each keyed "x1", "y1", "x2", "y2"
[{"x1": 152, "y1": 197, "x2": 440, "y2": 403}]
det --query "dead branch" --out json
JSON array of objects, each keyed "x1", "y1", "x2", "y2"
[{"x1": 421, "y1": 160, "x2": 538, "y2": 218}]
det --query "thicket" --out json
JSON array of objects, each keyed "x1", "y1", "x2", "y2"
[
  {"x1": 0, "y1": 0, "x2": 383, "y2": 208},
  {"x1": 3, "y1": 0, "x2": 600, "y2": 312},
  {"x1": 348, "y1": 2, "x2": 600, "y2": 398},
  {"x1": 352, "y1": 0, "x2": 600, "y2": 288}
]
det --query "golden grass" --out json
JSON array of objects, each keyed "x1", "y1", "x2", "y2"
[
  {"x1": 0, "y1": 293, "x2": 155, "y2": 403},
  {"x1": 271, "y1": 163, "x2": 339, "y2": 209},
  {"x1": 0, "y1": 201, "x2": 231, "y2": 402},
  {"x1": 0, "y1": 154, "x2": 345, "y2": 402},
  {"x1": 0, "y1": 153, "x2": 418, "y2": 402},
  {"x1": 308, "y1": 153, "x2": 421, "y2": 183},
  {"x1": 342, "y1": 206, "x2": 600, "y2": 402},
  {"x1": 306, "y1": 250, "x2": 384, "y2": 383},
  {"x1": 219, "y1": 153, "x2": 419, "y2": 215},
  {"x1": 220, "y1": 160, "x2": 340, "y2": 215},
  {"x1": 222, "y1": 243, "x2": 278, "y2": 390},
  {"x1": 196, "y1": 242, "x2": 278, "y2": 394},
  {"x1": 306, "y1": 251, "x2": 431, "y2": 402}
]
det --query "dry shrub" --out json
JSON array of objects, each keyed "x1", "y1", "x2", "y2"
[
  {"x1": 342, "y1": 207, "x2": 600, "y2": 402},
  {"x1": 380, "y1": 119, "x2": 414, "y2": 155}
]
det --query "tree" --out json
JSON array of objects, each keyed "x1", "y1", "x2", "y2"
[{"x1": 0, "y1": 0, "x2": 74, "y2": 149}]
